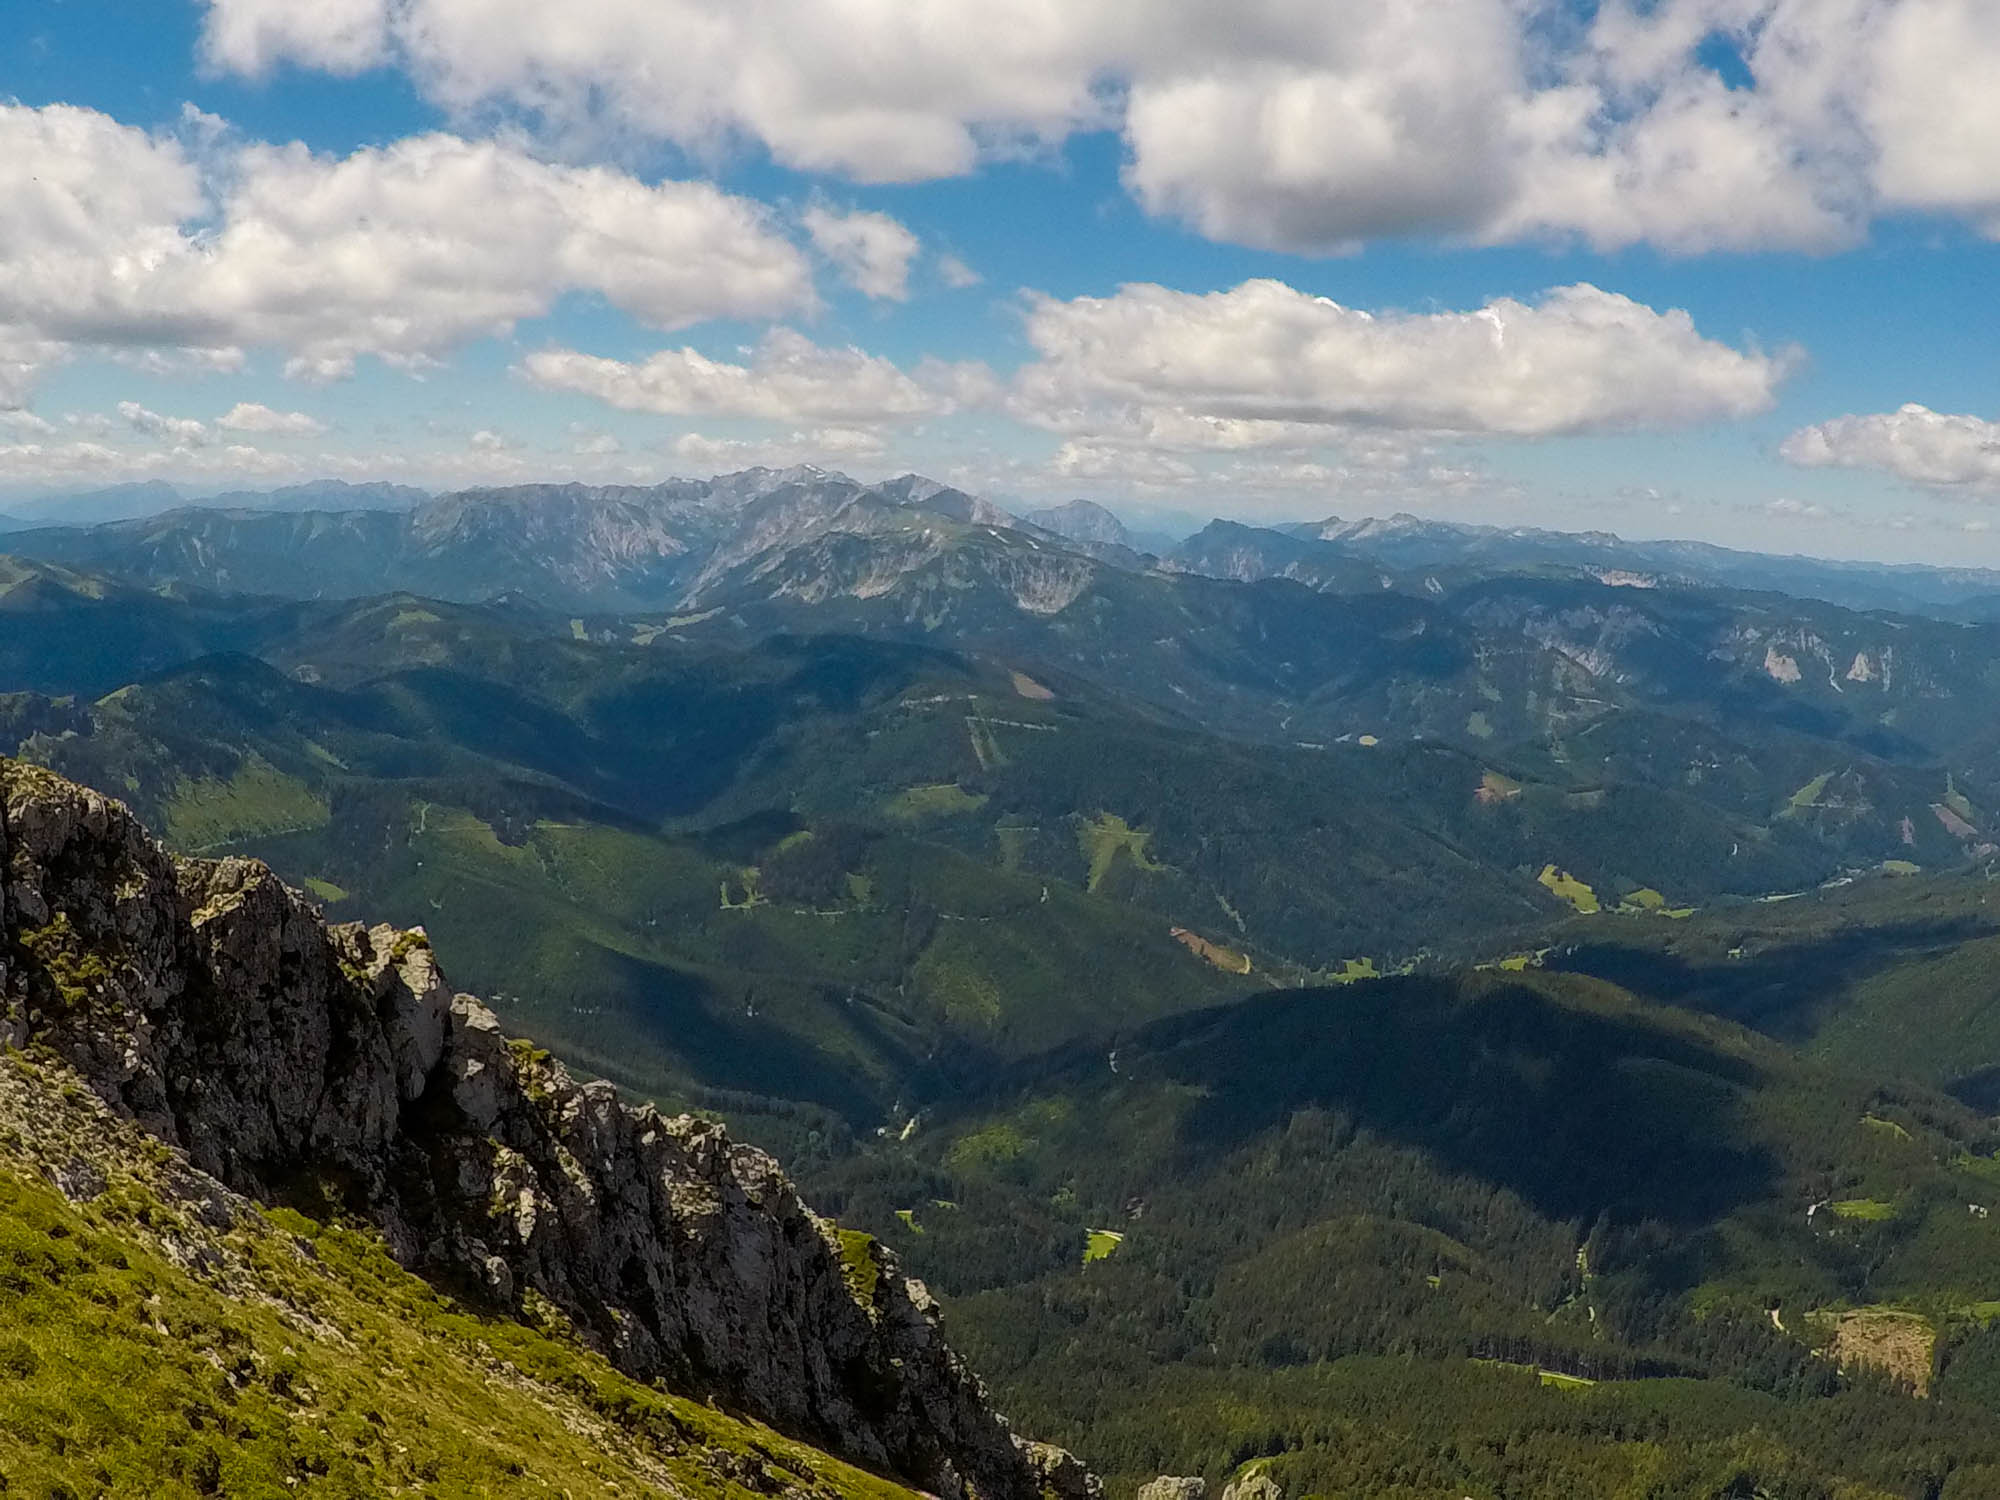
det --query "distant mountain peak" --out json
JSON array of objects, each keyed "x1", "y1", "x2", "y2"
[
  {"x1": 1025, "y1": 499, "x2": 1133, "y2": 548},
  {"x1": 878, "y1": 475, "x2": 1018, "y2": 528}
]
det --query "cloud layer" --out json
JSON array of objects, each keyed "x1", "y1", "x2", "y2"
[{"x1": 198, "y1": 0, "x2": 2000, "y2": 253}]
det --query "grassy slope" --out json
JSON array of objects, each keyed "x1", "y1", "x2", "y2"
[{"x1": 0, "y1": 1051, "x2": 921, "y2": 1500}]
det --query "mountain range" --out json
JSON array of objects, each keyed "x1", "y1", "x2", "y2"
[
  {"x1": 0, "y1": 478, "x2": 430, "y2": 529},
  {"x1": 12, "y1": 464, "x2": 2000, "y2": 617},
  {"x1": 9, "y1": 467, "x2": 2000, "y2": 1496}
]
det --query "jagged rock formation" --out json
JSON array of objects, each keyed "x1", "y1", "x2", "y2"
[{"x1": 0, "y1": 758, "x2": 1094, "y2": 1500}]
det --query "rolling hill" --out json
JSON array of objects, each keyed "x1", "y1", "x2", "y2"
[{"x1": 8, "y1": 551, "x2": 2000, "y2": 1155}]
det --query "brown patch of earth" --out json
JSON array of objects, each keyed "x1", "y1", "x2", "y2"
[
  {"x1": 1169, "y1": 927, "x2": 1251, "y2": 975},
  {"x1": 1821, "y1": 1308, "x2": 1935, "y2": 1395}
]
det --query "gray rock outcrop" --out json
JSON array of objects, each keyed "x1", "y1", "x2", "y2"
[
  {"x1": 1139, "y1": 1478, "x2": 1208, "y2": 1500},
  {"x1": 1222, "y1": 1474, "x2": 1283, "y2": 1500},
  {"x1": 0, "y1": 758, "x2": 1096, "y2": 1500}
]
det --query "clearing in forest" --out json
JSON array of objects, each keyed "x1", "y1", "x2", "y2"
[
  {"x1": 1934, "y1": 802, "x2": 1978, "y2": 839},
  {"x1": 1083, "y1": 1229, "x2": 1124, "y2": 1263},
  {"x1": 1079, "y1": 813, "x2": 1164, "y2": 892},
  {"x1": 719, "y1": 868, "x2": 767, "y2": 909},
  {"x1": 1538, "y1": 864, "x2": 1600, "y2": 914},
  {"x1": 965, "y1": 714, "x2": 1008, "y2": 770},
  {"x1": 166, "y1": 759, "x2": 330, "y2": 852},
  {"x1": 1479, "y1": 950, "x2": 1548, "y2": 973},
  {"x1": 1170, "y1": 927, "x2": 1251, "y2": 974},
  {"x1": 1617, "y1": 887, "x2": 1695, "y2": 918},
  {"x1": 884, "y1": 784, "x2": 989, "y2": 822},
  {"x1": 1814, "y1": 1306, "x2": 1935, "y2": 1394},
  {"x1": 1861, "y1": 1114, "x2": 1912, "y2": 1142},
  {"x1": 1783, "y1": 770, "x2": 1835, "y2": 815}
]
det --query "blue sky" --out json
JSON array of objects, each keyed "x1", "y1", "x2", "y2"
[{"x1": 4, "y1": 0, "x2": 2000, "y2": 565}]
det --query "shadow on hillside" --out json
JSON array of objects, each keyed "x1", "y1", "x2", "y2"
[
  {"x1": 1948, "y1": 1064, "x2": 2000, "y2": 1114},
  {"x1": 449, "y1": 940, "x2": 947, "y2": 1126},
  {"x1": 1551, "y1": 916, "x2": 1993, "y2": 1049},
  {"x1": 1101, "y1": 977, "x2": 1781, "y2": 1228}
]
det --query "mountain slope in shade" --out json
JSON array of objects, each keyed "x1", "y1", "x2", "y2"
[
  {"x1": 0, "y1": 757, "x2": 1096, "y2": 1500},
  {"x1": 5, "y1": 479, "x2": 187, "y2": 526}
]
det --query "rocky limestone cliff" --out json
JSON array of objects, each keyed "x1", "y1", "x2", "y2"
[{"x1": 0, "y1": 757, "x2": 1094, "y2": 1500}]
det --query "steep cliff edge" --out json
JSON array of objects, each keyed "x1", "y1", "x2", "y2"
[{"x1": 0, "y1": 757, "x2": 1093, "y2": 1500}]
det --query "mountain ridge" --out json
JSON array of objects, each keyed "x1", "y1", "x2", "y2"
[
  {"x1": 0, "y1": 755, "x2": 1095, "y2": 1500},
  {"x1": 14, "y1": 466, "x2": 2000, "y2": 622},
  {"x1": 3, "y1": 479, "x2": 430, "y2": 527}
]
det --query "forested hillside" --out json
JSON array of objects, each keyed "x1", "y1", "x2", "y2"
[
  {"x1": 9, "y1": 478, "x2": 2000, "y2": 1496},
  {"x1": 813, "y1": 969, "x2": 2000, "y2": 1497}
]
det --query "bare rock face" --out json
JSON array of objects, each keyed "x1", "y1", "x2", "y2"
[
  {"x1": 1221, "y1": 1474, "x2": 1283, "y2": 1500},
  {"x1": 0, "y1": 758, "x2": 1097, "y2": 1500},
  {"x1": 1138, "y1": 1477, "x2": 1208, "y2": 1500}
]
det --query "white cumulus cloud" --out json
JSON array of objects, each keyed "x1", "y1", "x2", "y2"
[
  {"x1": 215, "y1": 402, "x2": 328, "y2": 436},
  {"x1": 937, "y1": 254, "x2": 983, "y2": 289},
  {"x1": 117, "y1": 402, "x2": 211, "y2": 446},
  {"x1": 1780, "y1": 405, "x2": 2000, "y2": 489},
  {"x1": 203, "y1": 0, "x2": 1114, "y2": 183},
  {"x1": 1013, "y1": 279, "x2": 1791, "y2": 442},
  {"x1": 0, "y1": 103, "x2": 814, "y2": 399},
  {"x1": 803, "y1": 205, "x2": 921, "y2": 300},
  {"x1": 519, "y1": 329, "x2": 978, "y2": 425},
  {"x1": 200, "y1": 0, "x2": 391, "y2": 76},
  {"x1": 196, "y1": 0, "x2": 2000, "y2": 253}
]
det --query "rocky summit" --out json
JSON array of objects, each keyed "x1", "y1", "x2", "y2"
[{"x1": 0, "y1": 756, "x2": 1093, "y2": 1500}]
